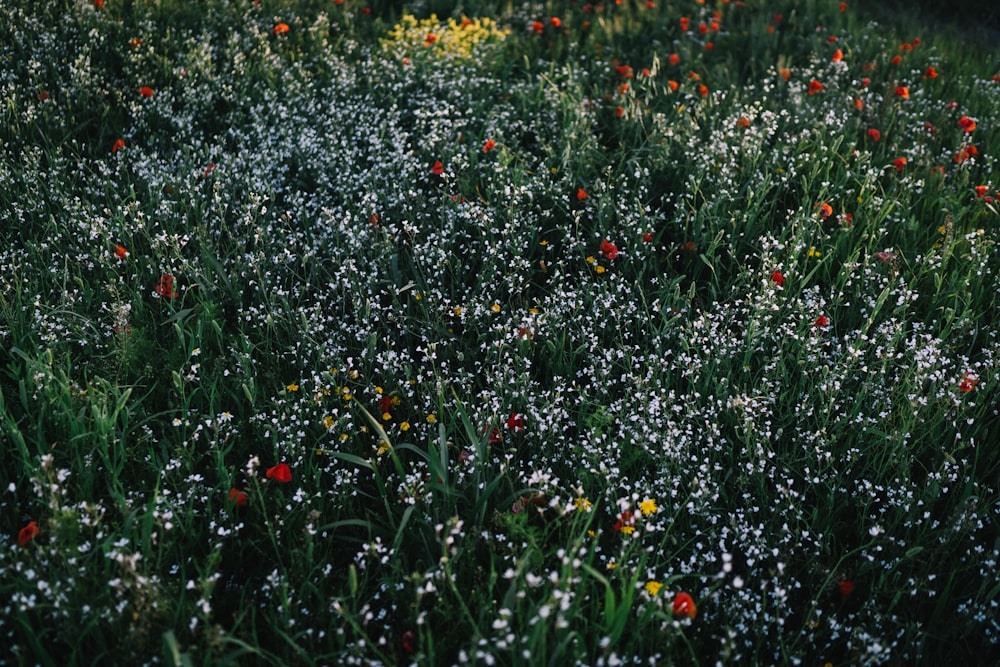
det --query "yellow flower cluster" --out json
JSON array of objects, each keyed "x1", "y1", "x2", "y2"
[{"x1": 381, "y1": 14, "x2": 509, "y2": 62}]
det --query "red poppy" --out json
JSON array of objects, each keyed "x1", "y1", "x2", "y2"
[
  {"x1": 600, "y1": 239, "x2": 618, "y2": 260},
  {"x1": 642, "y1": 231, "x2": 654, "y2": 243},
  {"x1": 959, "y1": 373, "x2": 979, "y2": 393},
  {"x1": 735, "y1": 116, "x2": 751, "y2": 128},
  {"x1": 831, "y1": 49, "x2": 843, "y2": 62},
  {"x1": 818, "y1": 202, "x2": 833, "y2": 219},
  {"x1": 893, "y1": 157, "x2": 908, "y2": 171},
  {"x1": 401, "y1": 630, "x2": 417, "y2": 654},
  {"x1": 549, "y1": 16, "x2": 562, "y2": 28},
  {"x1": 378, "y1": 395, "x2": 393, "y2": 415},
  {"x1": 667, "y1": 80, "x2": 679, "y2": 92},
  {"x1": 18, "y1": 521, "x2": 39, "y2": 547},
  {"x1": 924, "y1": 66, "x2": 938, "y2": 79},
  {"x1": 698, "y1": 84, "x2": 709, "y2": 98},
  {"x1": 668, "y1": 53, "x2": 680, "y2": 66},
  {"x1": 615, "y1": 105, "x2": 625, "y2": 118},
  {"x1": 770, "y1": 270, "x2": 784, "y2": 287},
  {"x1": 957, "y1": 116, "x2": 977, "y2": 133},
  {"x1": 814, "y1": 314, "x2": 830, "y2": 327},
  {"x1": 115, "y1": 244, "x2": 129, "y2": 259},
  {"x1": 861, "y1": 76, "x2": 871, "y2": 88},
  {"x1": 483, "y1": 139, "x2": 496, "y2": 152},
  {"x1": 431, "y1": 160, "x2": 444, "y2": 175},
  {"x1": 506, "y1": 413, "x2": 525, "y2": 431},
  {"x1": 679, "y1": 16, "x2": 690, "y2": 31},
  {"x1": 807, "y1": 79, "x2": 824, "y2": 95},
  {"x1": 894, "y1": 86, "x2": 909, "y2": 99},
  {"x1": 531, "y1": 21, "x2": 544, "y2": 34},
  {"x1": 576, "y1": 188, "x2": 588, "y2": 201},
  {"x1": 867, "y1": 128, "x2": 881, "y2": 141},
  {"x1": 890, "y1": 55, "x2": 902, "y2": 66},
  {"x1": 672, "y1": 592, "x2": 697, "y2": 618},
  {"x1": 838, "y1": 579, "x2": 855, "y2": 598},
  {"x1": 974, "y1": 185, "x2": 988, "y2": 198},
  {"x1": 228, "y1": 488, "x2": 249, "y2": 508},
  {"x1": 953, "y1": 145, "x2": 978, "y2": 163},
  {"x1": 155, "y1": 274, "x2": 179, "y2": 298},
  {"x1": 273, "y1": 22, "x2": 290, "y2": 35},
  {"x1": 613, "y1": 511, "x2": 635, "y2": 532},
  {"x1": 839, "y1": 2, "x2": 847, "y2": 11},
  {"x1": 425, "y1": 33, "x2": 437, "y2": 45},
  {"x1": 266, "y1": 463, "x2": 292, "y2": 483},
  {"x1": 616, "y1": 64, "x2": 634, "y2": 79},
  {"x1": 139, "y1": 86, "x2": 154, "y2": 98},
  {"x1": 112, "y1": 138, "x2": 125, "y2": 154},
  {"x1": 487, "y1": 427, "x2": 503, "y2": 444}
]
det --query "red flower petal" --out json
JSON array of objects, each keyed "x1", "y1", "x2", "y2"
[{"x1": 266, "y1": 463, "x2": 293, "y2": 483}]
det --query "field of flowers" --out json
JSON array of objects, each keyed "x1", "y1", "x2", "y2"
[{"x1": 1, "y1": 0, "x2": 998, "y2": 664}]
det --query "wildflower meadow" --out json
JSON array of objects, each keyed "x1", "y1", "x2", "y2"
[{"x1": 2, "y1": 0, "x2": 998, "y2": 664}]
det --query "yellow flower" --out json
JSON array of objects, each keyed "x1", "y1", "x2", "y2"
[
  {"x1": 426, "y1": 414, "x2": 437, "y2": 423},
  {"x1": 574, "y1": 497, "x2": 592, "y2": 511},
  {"x1": 586, "y1": 255, "x2": 596, "y2": 264},
  {"x1": 607, "y1": 560, "x2": 617, "y2": 570},
  {"x1": 621, "y1": 525, "x2": 635, "y2": 535},
  {"x1": 807, "y1": 246, "x2": 821, "y2": 258},
  {"x1": 376, "y1": 441, "x2": 391, "y2": 456},
  {"x1": 322, "y1": 415, "x2": 336, "y2": 429},
  {"x1": 595, "y1": 265, "x2": 606, "y2": 274},
  {"x1": 490, "y1": 303, "x2": 501, "y2": 312},
  {"x1": 645, "y1": 580, "x2": 663, "y2": 596},
  {"x1": 339, "y1": 433, "x2": 349, "y2": 442},
  {"x1": 639, "y1": 498, "x2": 659, "y2": 515},
  {"x1": 382, "y1": 412, "x2": 392, "y2": 421},
  {"x1": 453, "y1": 306, "x2": 463, "y2": 315},
  {"x1": 286, "y1": 383, "x2": 299, "y2": 392},
  {"x1": 400, "y1": 421, "x2": 411, "y2": 432}
]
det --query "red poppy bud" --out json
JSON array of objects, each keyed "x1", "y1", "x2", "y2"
[{"x1": 672, "y1": 592, "x2": 697, "y2": 618}]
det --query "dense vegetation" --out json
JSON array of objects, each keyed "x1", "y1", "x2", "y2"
[{"x1": 2, "y1": 0, "x2": 998, "y2": 664}]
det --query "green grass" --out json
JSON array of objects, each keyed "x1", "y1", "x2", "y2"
[{"x1": 1, "y1": 0, "x2": 999, "y2": 665}]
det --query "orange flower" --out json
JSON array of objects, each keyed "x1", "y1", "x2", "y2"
[
  {"x1": 549, "y1": 16, "x2": 562, "y2": 28},
  {"x1": 959, "y1": 373, "x2": 979, "y2": 393},
  {"x1": 818, "y1": 202, "x2": 833, "y2": 219},
  {"x1": 273, "y1": 22, "x2": 290, "y2": 35},
  {"x1": 807, "y1": 79, "x2": 823, "y2": 95},
  {"x1": 975, "y1": 185, "x2": 988, "y2": 198},
  {"x1": 115, "y1": 244, "x2": 129, "y2": 259},
  {"x1": 667, "y1": 80, "x2": 679, "y2": 92},
  {"x1": 923, "y1": 66, "x2": 938, "y2": 79},
  {"x1": 616, "y1": 64, "x2": 634, "y2": 79},
  {"x1": 139, "y1": 86, "x2": 154, "y2": 98},
  {"x1": 112, "y1": 138, "x2": 126, "y2": 154},
  {"x1": 957, "y1": 116, "x2": 976, "y2": 133},
  {"x1": 853, "y1": 98, "x2": 864, "y2": 111},
  {"x1": 832, "y1": 49, "x2": 843, "y2": 62},
  {"x1": 735, "y1": 116, "x2": 751, "y2": 128},
  {"x1": 668, "y1": 53, "x2": 680, "y2": 66},
  {"x1": 672, "y1": 592, "x2": 697, "y2": 618},
  {"x1": 425, "y1": 33, "x2": 437, "y2": 45},
  {"x1": 18, "y1": 521, "x2": 40, "y2": 547},
  {"x1": 893, "y1": 157, "x2": 907, "y2": 171},
  {"x1": 779, "y1": 68, "x2": 791, "y2": 82},
  {"x1": 894, "y1": 86, "x2": 909, "y2": 99},
  {"x1": 698, "y1": 84, "x2": 708, "y2": 98},
  {"x1": 483, "y1": 139, "x2": 496, "y2": 152},
  {"x1": 576, "y1": 188, "x2": 588, "y2": 201}
]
